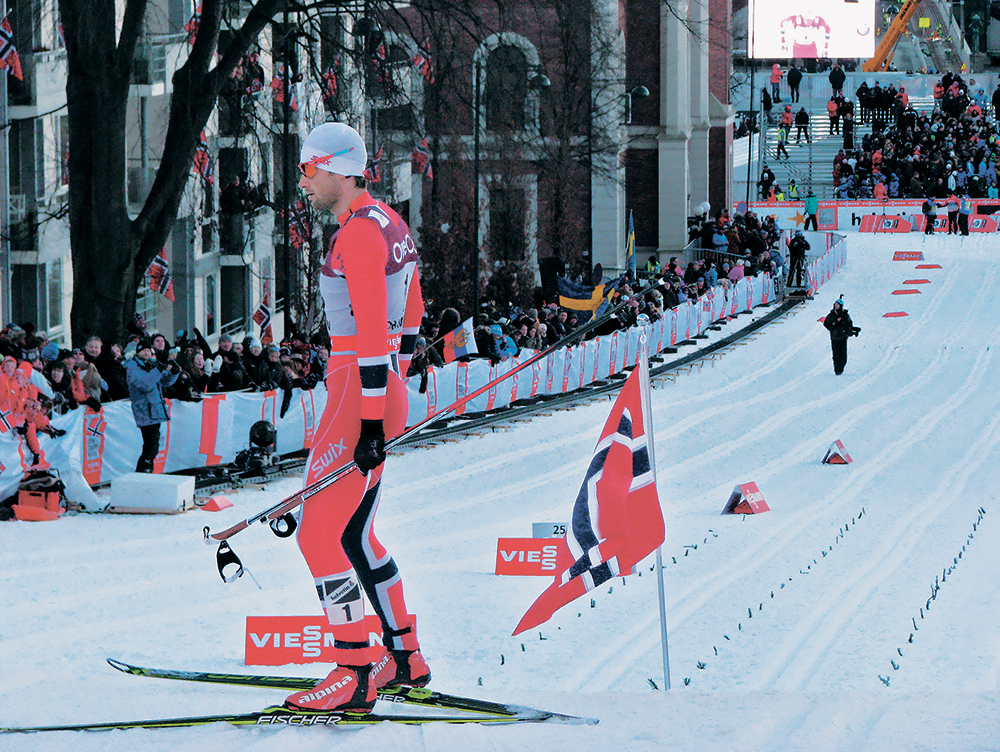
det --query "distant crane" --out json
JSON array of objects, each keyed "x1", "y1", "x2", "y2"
[{"x1": 863, "y1": 0, "x2": 924, "y2": 71}]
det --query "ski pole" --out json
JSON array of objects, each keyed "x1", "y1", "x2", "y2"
[{"x1": 203, "y1": 289, "x2": 662, "y2": 582}]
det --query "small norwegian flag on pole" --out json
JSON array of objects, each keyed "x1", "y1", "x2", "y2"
[
  {"x1": 0, "y1": 15, "x2": 24, "y2": 81},
  {"x1": 365, "y1": 145, "x2": 384, "y2": 184},
  {"x1": 148, "y1": 249, "x2": 175, "y2": 302},
  {"x1": 411, "y1": 137, "x2": 433, "y2": 179},
  {"x1": 184, "y1": 2, "x2": 202, "y2": 46},
  {"x1": 512, "y1": 334, "x2": 671, "y2": 686},
  {"x1": 371, "y1": 41, "x2": 390, "y2": 87},
  {"x1": 192, "y1": 130, "x2": 213, "y2": 184},
  {"x1": 412, "y1": 40, "x2": 434, "y2": 84},
  {"x1": 321, "y1": 57, "x2": 341, "y2": 104},
  {"x1": 270, "y1": 64, "x2": 298, "y2": 111},
  {"x1": 252, "y1": 281, "x2": 273, "y2": 345}
]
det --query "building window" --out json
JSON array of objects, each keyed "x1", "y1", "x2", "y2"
[
  {"x1": 135, "y1": 287, "x2": 158, "y2": 331},
  {"x1": 205, "y1": 274, "x2": 217, "y2": 335},
  {"x1": 485, "y1": 45, "x2": 528, "y2": 132},
  {"x1": 10, "y1": 265, "x2": 43, "y2": 330},
  {"x1": 487, "y1": 186, "x2": 527, "y2": 260},
  {"x1": 47, "y1": 259, "x2": 63, "y2": 331}
]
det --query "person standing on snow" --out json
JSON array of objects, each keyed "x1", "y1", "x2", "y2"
[
  {"x1": 823, "y1": 297, "x2": 860, "y2": 375},
  {"x1": 787, "y1": 230, "x2": 809, "y2": 288},
  {"x1": 125, "y1": 340, "x2": 179, "y2": 472},
  {"x1": 284, "y1": 122, "x2": 430, "y2": 714}
]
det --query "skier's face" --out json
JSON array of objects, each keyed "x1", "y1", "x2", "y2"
[{"x1": 299, "y1": 168, "x2": 352, "y2": 214}]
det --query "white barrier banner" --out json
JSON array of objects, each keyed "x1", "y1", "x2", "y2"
[{"x1": 0, "y1": 236, "x2": 847, "y2": 493}]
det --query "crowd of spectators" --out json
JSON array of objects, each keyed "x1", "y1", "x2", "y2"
[
  {"x1": 761, "y1": 71, "x2": 1000, "y2": 202},
  {"x1": 830, "y1": 73, "x2": 1000, "y2": 201},
  {"x1": 0, "y1": 313, "x2": 335, "y2": 465},
  {"x1": 404, "y1": 209, "x2": 788, "y2": 390}
]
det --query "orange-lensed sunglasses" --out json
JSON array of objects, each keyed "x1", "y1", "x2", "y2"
[{"x1": 297, "y1": 147, "x2": 356, "y2": 178}]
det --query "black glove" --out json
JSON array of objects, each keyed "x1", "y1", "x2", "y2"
[
  {"x1": 85, "y1": 397, "x2": 102, "y2": 412},
  {"x1": 354, "y1": 419, "x2": 385, "y2": 475},
  {"x1": 851, "y1": 327, "x2": 861, "y2": 337},
  {"x1": 168, "y1": 362, "x2": 181, "y2": 374}
]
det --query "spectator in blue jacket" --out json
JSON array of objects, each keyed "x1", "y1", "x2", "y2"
[{"x1": 126, "y1": 340, "x2": 179, "y2": 473}]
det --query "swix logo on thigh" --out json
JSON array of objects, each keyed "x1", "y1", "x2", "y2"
[{"x1": 310, "y1": 438, "x2": 348, "y2": 476}]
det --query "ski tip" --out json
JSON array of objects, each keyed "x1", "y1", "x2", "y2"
[
  {"x1": 542, "y1": 711, "x2": 600, "y2": 726},
  {"x1": 506, "y1": 705, "x2": 599, "y2": 725},
  {"x1": 107, "y1": 658, "x2": 130, "y2": 672}
]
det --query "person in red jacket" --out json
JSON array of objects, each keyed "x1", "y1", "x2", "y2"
[{"x1": 285, "y1": 123, "x2": 429, "y2": 714}]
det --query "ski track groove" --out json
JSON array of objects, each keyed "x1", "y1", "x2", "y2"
[
  {"x1": 754, "y1": 347, "x2": 997, "y2": 691},
  {"x1": 561, "y1": 259, "x2": 981, "y2": 693}
]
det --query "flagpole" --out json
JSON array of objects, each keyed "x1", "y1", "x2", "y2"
[{"x1": 638, "y1": 331, "x2": 670, "y2": 690}]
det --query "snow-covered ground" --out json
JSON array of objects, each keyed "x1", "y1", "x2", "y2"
[{"x1": 3, "y1": 232, "x2": 1000, "y2": 751}]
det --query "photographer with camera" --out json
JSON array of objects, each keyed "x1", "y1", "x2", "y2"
[
  {"x1": 823, "y1": 297, "x2": 861, "y2": 376},
  {"x1": 125, "y1": 339, "x2": 179, "y2": 473}
]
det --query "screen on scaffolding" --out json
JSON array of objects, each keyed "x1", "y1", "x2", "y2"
[{"x1": 747, "y1": 0, "x2": 876, "y2": 59}]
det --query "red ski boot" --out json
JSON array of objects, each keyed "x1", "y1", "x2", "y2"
[
  {"x1": 284, "y1": 664, "x2": 376, "y2": 713},
  {"x1": 371, "y1": 646, "x2": 431, "y2": 689}
]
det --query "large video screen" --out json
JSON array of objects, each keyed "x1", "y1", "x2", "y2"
[{"x1": 747, "y1": 0, "x2": 876, "y2": 59}]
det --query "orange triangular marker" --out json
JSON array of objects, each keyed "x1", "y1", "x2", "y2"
[
  {"x1": 883, "y1": 312, "x2": 909, "y2": 318},
  {"x1": 915, "y1": 264, "x2": 942, "y2": 269},
  {"x1": 822, "y1": 440, "x2": 853, "y2": 465},
  {"x1": 903, "y1": 279, "x2": 931, "y2": 284},
  {"x1": 892, "y1": 289, "x2": 920, "y2": 295}
]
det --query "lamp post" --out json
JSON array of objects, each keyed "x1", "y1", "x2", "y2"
[
  {"x1": 472, "y1": 60, "x2": 482, "y2": 324},
  {"x1": 471, "y1": 60, "x2": 550, "y2": 322},
  {"x1": 626, "y1": 84, "x2": 650, "y2": 124}
]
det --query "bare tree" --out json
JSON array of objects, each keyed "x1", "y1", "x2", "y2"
[{"x1": 59, "y1": 0, "x2": 285, "y2": 344}]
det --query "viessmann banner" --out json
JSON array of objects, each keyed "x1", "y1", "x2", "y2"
[{"x1": 747, "y1": 0, "x2": 876, "y2": 59}]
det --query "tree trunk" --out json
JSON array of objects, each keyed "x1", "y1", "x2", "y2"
[{"x1": 60, "y1": 0, "x2": 284, "y2": 345}]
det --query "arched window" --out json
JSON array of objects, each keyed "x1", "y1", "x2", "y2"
[{"x1": 485, "y1": 44, "x2": 528, "y2": 132}]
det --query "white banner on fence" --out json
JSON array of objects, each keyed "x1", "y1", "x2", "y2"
[{"x1": 1, "y1": 238, "x2": 846, "y2": 495}]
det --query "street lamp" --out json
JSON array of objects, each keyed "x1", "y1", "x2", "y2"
[{"x1": 625, "y1": 84, "x2": 650, "y2": 124}]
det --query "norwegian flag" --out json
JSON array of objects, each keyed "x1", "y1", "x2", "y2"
[
  {"x1": 183, "y1": 2, "x2": 202, "y2": 46},
  {"x1": 412, "y1": 40, "x2": 434, "y2": 84},
  {"x1": 192, "y1": 130, "x2": 213, "y2": 184},
  {"x1": 281, "y1": 198, "x2": 312, "y2": 251},
  {"x1": 252, "y1": 280, "x2": 273, "y2": 345},
  {"x1": 0, "y1": 15, "x2": 23, "y2": 81},
  {"x1": 513, "y1": 366, "x2": 664, "y2": 635},
  {"x1": 411, "y1": 137, "x2": 433, "y2": 179},
  {"x1": 365, "y1": 145, "x2": 384, "y2": 184},
  {"x1": 270, "y1": 64, "x2": 298, "y2": 111},
  {"x1": 148, "y1": 249, "x2": 175, "y2": 302},
  {"x1": 322, "y1": 55, "x2": 341, "y2": 103},
  {"x1": 371, "y1": 40, "x2": 390, "y2": 87}
]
